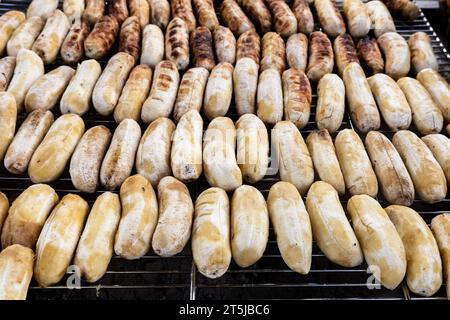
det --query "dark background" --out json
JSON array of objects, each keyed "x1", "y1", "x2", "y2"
[{"x1": 425, "y1": 5, "x2": 449, "y2": 47}]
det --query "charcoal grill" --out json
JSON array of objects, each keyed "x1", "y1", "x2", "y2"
[{"x1": 0, "y1": 0, "x2": 449, "y2": 300}]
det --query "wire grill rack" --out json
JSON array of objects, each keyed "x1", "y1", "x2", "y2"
[{"x1": 0, "y1": 0, "x2": 449, "y2": 300}]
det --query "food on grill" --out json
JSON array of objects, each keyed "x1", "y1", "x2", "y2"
[
  {"x1": 422, "y1": 134, "x2": 450, "y2": 185},
  {"x1": 34, "y1": 194, "x2": 89, "y2": 287},
  {"x1": 237, "y1": 0, "x2": 271, "y2": 34},
  {"x1": 386, "y1": 205, "x2": 443, "y2": 296},
  {"x1": 306, "y1": 129, "x2": 345, "y2": 195},
  {"x1": 25, "y1": 66, "x2": 75, "y2": 112},
  {"x1": 28, "y1": 114, "x2": 85, "y2": 183},
  {"x1": 63, "y1": 0, "x2": 85, "y2": 22},
  {"x1": 257, "y1": 69, "x2": 283, "y2": 125},
  {"x1": 306, "y1": 31, "x2": 334, "y2": 82},
  {"x1": 100, "y1": 119, "x2": 141, "y2": 191},
  {"x1": 93, "y1": 52, "x2": 135, "y2": 116},
  {"x1": 286, "y1": 33, "x2": 308, "y2": 71},
  {"x1": 417, "y1": 68, "x2": 450, "y2": 122},
  {"x1": 314, "y1": 0, "x2": 346, "y2": 37},
  {"x1": 381, "y1": 0, "x2": 419, "y2": 21},
  {"x1": 115, "y1": 174, "x2": 158, "y2": 260},
  {"x1": 392, "y1": 130, "x2": 447, "y2": 203},
  {"x1": 60, "y1": 18, "x2": 90, "y2": 64},
  {"x1": 32, "y1": 9, "x2": 70, "y2": 64},
  {"x1": 315, "y1": 74, "x2": 345, "y2": 134},
  {"x1": 193, "y1": 0, "x2": 219, "y2": 31},
  {"x1": 335, "y1": 129, "x2": 378, "y2": 197},
  {"x1": 343, "y1": 0, "x2": 371, "y2": 38},
  {"x1": 233, "y1": 57, "x2": 258, "y2": 115},
  {"x1": 152, "y1": 176, "x2": 194, "y2": 257},
  {"x1": 397, "y1": 77, "x2": 443, "y2": 135},
  {"x1": 60, "y1": 59, "x2": 102, "y2": 115},
  {"x1": 118, "y1": 16, "x2": 141, "y2": 63},
  {"x1": 260, "y1": 32, "x2": 285, "y2": 74},
  {"x1": 342, "y1": 63, "x2": 380, "y2": 132},
  {"x1": 347, "y1": 195, "x2": 406, "y2": 290},
  {"x1": 192, "y1": 187, "x2": 231, "y2": 279},
  {"x1": 0, "y1": 10, "x2": 26, "y2": 52},
  {"x1": 236, "y1": 29, "x2": 260, "y2": 64},
  {"x1": 282, "y1": 68, "x2": 311, "y2": 129},
  {"x1": 171, "y1": 110, "x2": 203, "y2": 182},
  {"x1": 0, "y1": 0, "x2": 449, "y2": 297},
  {"x1": 409, "y1": 32, "x2": 439, "y2": 73},
  {"x1": 141, "y1": 60, "x2": 180, "y2": 123},
  {"x1": 140, "y1": 24, "x2": 165, "y2": 68},
  {"x1": 231, "y1": 185, "x2": 269, "y2": 267},
  {"x1": 74, "y1": 192, "x2": 121, "y2": 282},
  {"x1": 148, "y1": 0, "x2": 170, "y2": 30},
  {"x1": 356, "y1": 37, "x2": 385, "y2": 75},
  {"x1": 365, "y1": 131, "x2": 414, "y2": 206},
  {"x1": 220, "y1": 0, "x2": 254, "y2": 36},
  {"x1": 306, "y1": 181, "x2": 363, "y2": 267},
  {"x1": 70, "y1": 126, "x2": 112, "y2": 193},
  {"x1": 114, "y1": 64, "x2": 152, "y2": 123},
  {"x1": 0, "y1": 56, "x2": 16, "y2": 91},
  {"x1": 27, "y1": 0, "x2": 58, "y2": 20},
  {"x1": 1, "y1": 184, "x2": 58, "y2": 249},
  {"x1": 267, "y1": 181, "x2": 312, "y2": 274},
  {"x1": 173, "y1": 67, "x2": 209, "y2": 121},
  {"x1": 109, "y1": 0, "x2": 128, "y2": 25},
  {"x1": 366, "y1": 0, "x2": 396, "y2": 38},
  {"x1": 136, "y1": 117, "x2": 175, "y2": 187},
  {"x1": 0, "y1": 192, "x2": 8, "y2": 233},
  {"x1": 266, "y1": 0, "x2": 297, "y2": 37},
  {"x1": 377, "y1": 32, "x2": 410, "y2": 79},
  {"x1": 84, "y1": 15, "x2": 119, "y2": 59},
  {"x1": 203, "y1": 117, "x2": 242, "y2": 191},
  {"x1": 235, "y1": 114, "x2": 269, "y2": 183},
  {"x1": 7, "y1": 16, "x2": 44, "y2": 57},
  {"x1": 0, "y1": 92, "x2": 16, "y2": 161},
  {"x1": 0, "y1": 244, "x2": 34, "y2": 300},
  {"x1": 272, "y1": 121, "x2": 314, "y2": 195},
  {"x1": 430, "y1": 214, "x2": 450, "y2": 300},
  {"x1": 333, "y1": 33, "x2": 359, "y2": 77},
  {"x1": 367, "y1": 73, "x2": 412, "y2": 132},
  {"x1": 7, "y1": 49, "x2": 44, "y2": 112},
  {"x1": 128, "y1": 0, "x2": 150, "y2": 28},
  {"x1": 171, "y1": 0, "x2": 197, "y2": 33},
  {"x1": 203, "y1": 62, "x2": 234, "y2": 120},
  {"x1": 292, "y1": 0, "x2": 314, "y2": 35},
  {"x1": 165, "y1": 17, "x2": 190, "y2": 71},
  {"x1": 4, "y1": 110, "x2": 53, "y2": 175},
  {"x1": 213, "y1": 26, "x2": 236, "y2": 64},
  {"x1": 83, "y1": 0, "x2": 105, "y2": 25}
]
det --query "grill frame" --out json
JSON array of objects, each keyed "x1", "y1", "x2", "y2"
[{"x1": 0, "y1": 0, "x2": 449, "y2": 300}]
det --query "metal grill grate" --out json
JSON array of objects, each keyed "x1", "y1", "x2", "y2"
[{"x1": 0, "y1": 1, "x2": 449, "y2": 300}]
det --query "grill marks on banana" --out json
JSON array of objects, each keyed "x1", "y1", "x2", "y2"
[
  {"x1": 119, "y1": 16, "x2": 140, "y2": 62},
  {"x1": 313, "y1": 34, "x2": 332, "y2": 62},
  {"x1": 237, "y1": 30, "x2": 260, "y2": 64},
  {"x1": 166, "y1": 18, "x2": 189, "y2": 67},
  {"x1": 191, "y1": 27, "x2": 215, "y2": 70},
  {"x1": 298, "y1": 74, "x2": 312, "y2": 104},
  {"x1": 338, "y1": 35, "x2": 358, "y2": 62},
  {"x1": 157, "y1": 73, "x2": 173, "y2": 91},
  {"x1": 357, "y1": 37, "x2": 385, "y2": 75}
]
